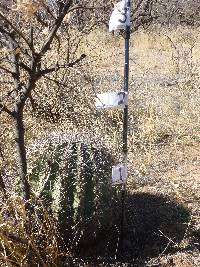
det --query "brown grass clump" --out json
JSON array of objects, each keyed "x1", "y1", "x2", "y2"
[{"x1": 0, "y1": 193, "x2": 71, "y2": 267}]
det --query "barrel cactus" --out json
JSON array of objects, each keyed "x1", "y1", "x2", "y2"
[{"x1": 29, "y1": 136, "x2": 117, "y2": 246}]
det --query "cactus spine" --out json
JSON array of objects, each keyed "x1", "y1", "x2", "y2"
[{"x1": 30, "y1": 141, "x2": 115, "y2": 245}]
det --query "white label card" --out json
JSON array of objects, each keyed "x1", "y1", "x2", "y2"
[
  {"x1": 112, "y1": 164, "x2": 127, "y2": 184},
  {"x1": 95, "y1": 91, "x2": 128, "y2": 109}
]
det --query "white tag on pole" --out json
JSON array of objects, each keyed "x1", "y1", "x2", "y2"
[
  {"x1": 95, "y1": 91, "x2": 128, "y2": 109},
  {"x1": 109, "y1": 0, "x2": 130, "y2": 32},
  {"x1": 112, "y1": 164, "x2": 127, "y2": 185}
]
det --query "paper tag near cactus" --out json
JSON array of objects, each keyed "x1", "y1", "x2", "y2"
[
  {"x1": 95, "y1": 91, "x2": 128, "y2": 109},
  {"x1": 112, "y1": 164, "x2": 127, "y2": 184}
]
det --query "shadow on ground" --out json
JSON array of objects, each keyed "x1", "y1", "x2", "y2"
[{"x1": 75, "y1": 191, "x2": 199, "y2": 266}]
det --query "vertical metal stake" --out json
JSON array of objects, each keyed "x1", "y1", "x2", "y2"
[{"x1": 120, "y1": 0, "x2": 130, "y2": 257}]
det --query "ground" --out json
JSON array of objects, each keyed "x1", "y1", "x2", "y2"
[
  {"x1": 70, "y1": 143, "x2": 199, "y2": 267},
  {"x1": 127, "y1": 143, "x2": 200, "y2": 267}
]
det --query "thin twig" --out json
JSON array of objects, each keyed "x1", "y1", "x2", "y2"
[{"x1": 0, "y1": 12, "x2": 31, "y2": 50}]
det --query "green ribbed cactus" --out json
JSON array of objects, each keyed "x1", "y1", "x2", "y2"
[{"x1": 30, "y1": 140, "x2": 116, "y2": 245}]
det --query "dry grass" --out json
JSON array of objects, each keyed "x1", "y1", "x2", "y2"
[
  {"x1": 75, "y1": 26, "x2": 200, "y2": 266},
  {"x1": 0, "y1": 25, "x2": 200, "y2": 266},
  {"x1": 0, "y1": 194, "x2": 71, "y2": 267},
  {"x1": 80, "y1": 26, "x2": 200, "y2": 177}
]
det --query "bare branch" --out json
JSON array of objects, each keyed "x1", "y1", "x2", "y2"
[
  {"x1": 67, "y1": 4, "x2": 100, "y2": 13},
  {"x1": 34, "y1": 13, "x2": 49, "y2": 27},
  {"x1": 0, "y1": 88, "x2": 16, "y2": 103},
  {"x1": 29, "y1": 93, "x2": 37, "y2": 112},
  {"x1": 0, "y1": 171, "x2": 6, "y2": 193},
  {"x1": 0, "y1": 26, "x2": 14, "y2": 39},
  {"x1": 0, "y1": 65, "x2": 15, "y2": 75},
  {"x1": 40, "y1": 0, "x2": 73, "y2": 55},
  {"x1": 0, "y1": 12, "x2": 32, "y2": 51},
  {"x1": 40, "y1": 1, "x2": 57, "y2": 20},
  {"x1": 19, "y1": 62, "x2": 31, "y2": 73},
  {"x1": 38, "y1": 53, "x2": 86, "y2": 76},
  {"x1": 43, "y1": 74, "x2": 72, "y2": 90},
  {"x1": 7, "y1": 41, "x2": 21, "y2": 92},
  {"x1": 0, "y1": 103, "x2": 13, "y2": 117}
]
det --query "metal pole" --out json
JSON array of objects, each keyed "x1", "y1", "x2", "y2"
[{"x1": 120, "y1": 0, "x2": 130, "y2": 257}]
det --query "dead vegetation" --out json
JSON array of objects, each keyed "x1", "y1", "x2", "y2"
[{"x1": 0, "y1": 3, "x2": 199, "y2": 265}]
